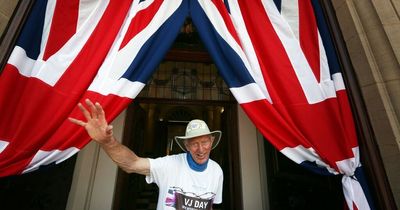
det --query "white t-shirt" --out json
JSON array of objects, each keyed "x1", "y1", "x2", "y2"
[{"x1": 146, "y1": 153, "x2": 223, "y2": 210}]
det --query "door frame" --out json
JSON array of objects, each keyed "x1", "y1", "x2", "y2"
[{"x1": 113, "y1": 98, "x2": 243, "y2": 209}]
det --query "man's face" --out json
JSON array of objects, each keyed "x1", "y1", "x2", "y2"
[{"x1": 185, "y1": 135, "x2": 214, "y2": 164}]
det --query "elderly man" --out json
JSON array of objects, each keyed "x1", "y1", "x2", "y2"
[{"x1": 69, "y1": 99, "x2": 223, "y2": 210}]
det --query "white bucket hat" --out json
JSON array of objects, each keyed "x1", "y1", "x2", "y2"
[{"x1": 174, "y1": 119, "x2": 221, "y2": 152}]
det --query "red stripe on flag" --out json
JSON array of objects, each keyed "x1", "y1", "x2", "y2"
[
  {"x1": 240, "y1": 99, "x2": 309, "y2": 150},
  {"x1": 0, "y1": 65, "x2": 30, "y2": 143},
  {"x1": 211, "y1": 0, "x2": 242, "y2": 47},
  {"x1": 237, "y1": 0, "x2": 307, "y2": 105},
  {"x1": 353, "y1": 202, "x2": 359, "y2": 210},
  {"x1": 120, "y1": 0, "x2": 164, "y2": 50},
  {"x1": 43, "y1": 0, "x2": 79, "y2": 60},
  {"x1": 54, "y1": 0, "x2": 132, "y2": 92},
  {"x1": 336, "y1": 90, "x2": 359, "y2": 148},
  {"x1": 298, "y1": 1, "x2": 320, "y2": 81},
  {"x1": 279, "y1": 99, "x2": 355, "y2": 166}
]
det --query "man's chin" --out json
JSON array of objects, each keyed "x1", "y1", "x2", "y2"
[{"x1": 194, "y1": 157, "x2": 208, "y2": 165}]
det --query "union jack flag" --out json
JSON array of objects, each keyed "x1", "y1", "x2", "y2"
[{"x1": 0, "y1": 0, "x2": 374, "y2": 209}]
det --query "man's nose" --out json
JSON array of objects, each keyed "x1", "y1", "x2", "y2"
[{"x1": 198, "y1": 145, "x2": 207, "y2": 152}]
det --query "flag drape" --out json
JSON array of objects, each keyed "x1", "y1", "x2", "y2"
[{"x1": 0, "y1": 0, "x2": 374, "y2": 209}]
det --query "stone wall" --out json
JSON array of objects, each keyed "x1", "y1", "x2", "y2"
[{"x1": 0, "y1": 0, "x2": 19, "y2": 36}]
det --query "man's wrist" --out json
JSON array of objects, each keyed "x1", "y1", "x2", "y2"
[{"x1": 97, "y1": 136, "x2": 117, "y2": 147}]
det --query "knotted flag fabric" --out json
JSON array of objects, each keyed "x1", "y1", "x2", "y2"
[{"x1": 0, "y1": 0, "x2": 374, "y2": 209}]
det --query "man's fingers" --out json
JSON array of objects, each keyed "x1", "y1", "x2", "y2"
[
  {"x1": 95, "y1": 102, "x2": 106, "y2": 121},
  {"x1": 68, "y1": 117, "x2": 86, "y2": 127},
  {"x1": 71, "y1": 99, "x2": 108, "y2": 130},
  {"x1": 85, "y1": 99, "x2": 99, "y2": 119},
  {"x1": 78, "y1": 103, "x2": 92, "y2": 121}
]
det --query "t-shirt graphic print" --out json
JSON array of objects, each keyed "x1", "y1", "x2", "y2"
[{"x1": 165, "y1": 187, "x2": 215, "y2": 210}]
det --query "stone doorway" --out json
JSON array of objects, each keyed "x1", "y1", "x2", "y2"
[{"x1": 112, "y1": 100, "x2": 241, "y2": 210}]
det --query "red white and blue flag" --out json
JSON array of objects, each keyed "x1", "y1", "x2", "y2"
[{"x1": 0, "y1": 0, "x2": 374, "y2": 209}]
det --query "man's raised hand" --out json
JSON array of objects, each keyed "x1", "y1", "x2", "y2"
[{"x1": 68, "y1": 99, "x2": 114, "y2": 145}]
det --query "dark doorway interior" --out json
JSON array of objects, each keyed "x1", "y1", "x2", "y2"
[
  {"x1": 0, "y1": 155, "x2": 76, "y2": 210},
  {"x1": 112, "y1": 100, "x2": 240, "y2": 210},
  {"x1": 263, "y1": 140, "x2": 345, "y2": 210}
]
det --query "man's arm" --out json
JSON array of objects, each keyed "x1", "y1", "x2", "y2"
[{"x1": 68, "y1": 99, "x2": 150, "y2": 176}]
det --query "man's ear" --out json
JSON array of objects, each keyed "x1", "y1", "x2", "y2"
[
  {"x1": 184, "y1": 139, "x2": 189, "y2": 150},
  {"x1": 210, "y1": 135, "x2": 215, "y2": 142}
]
